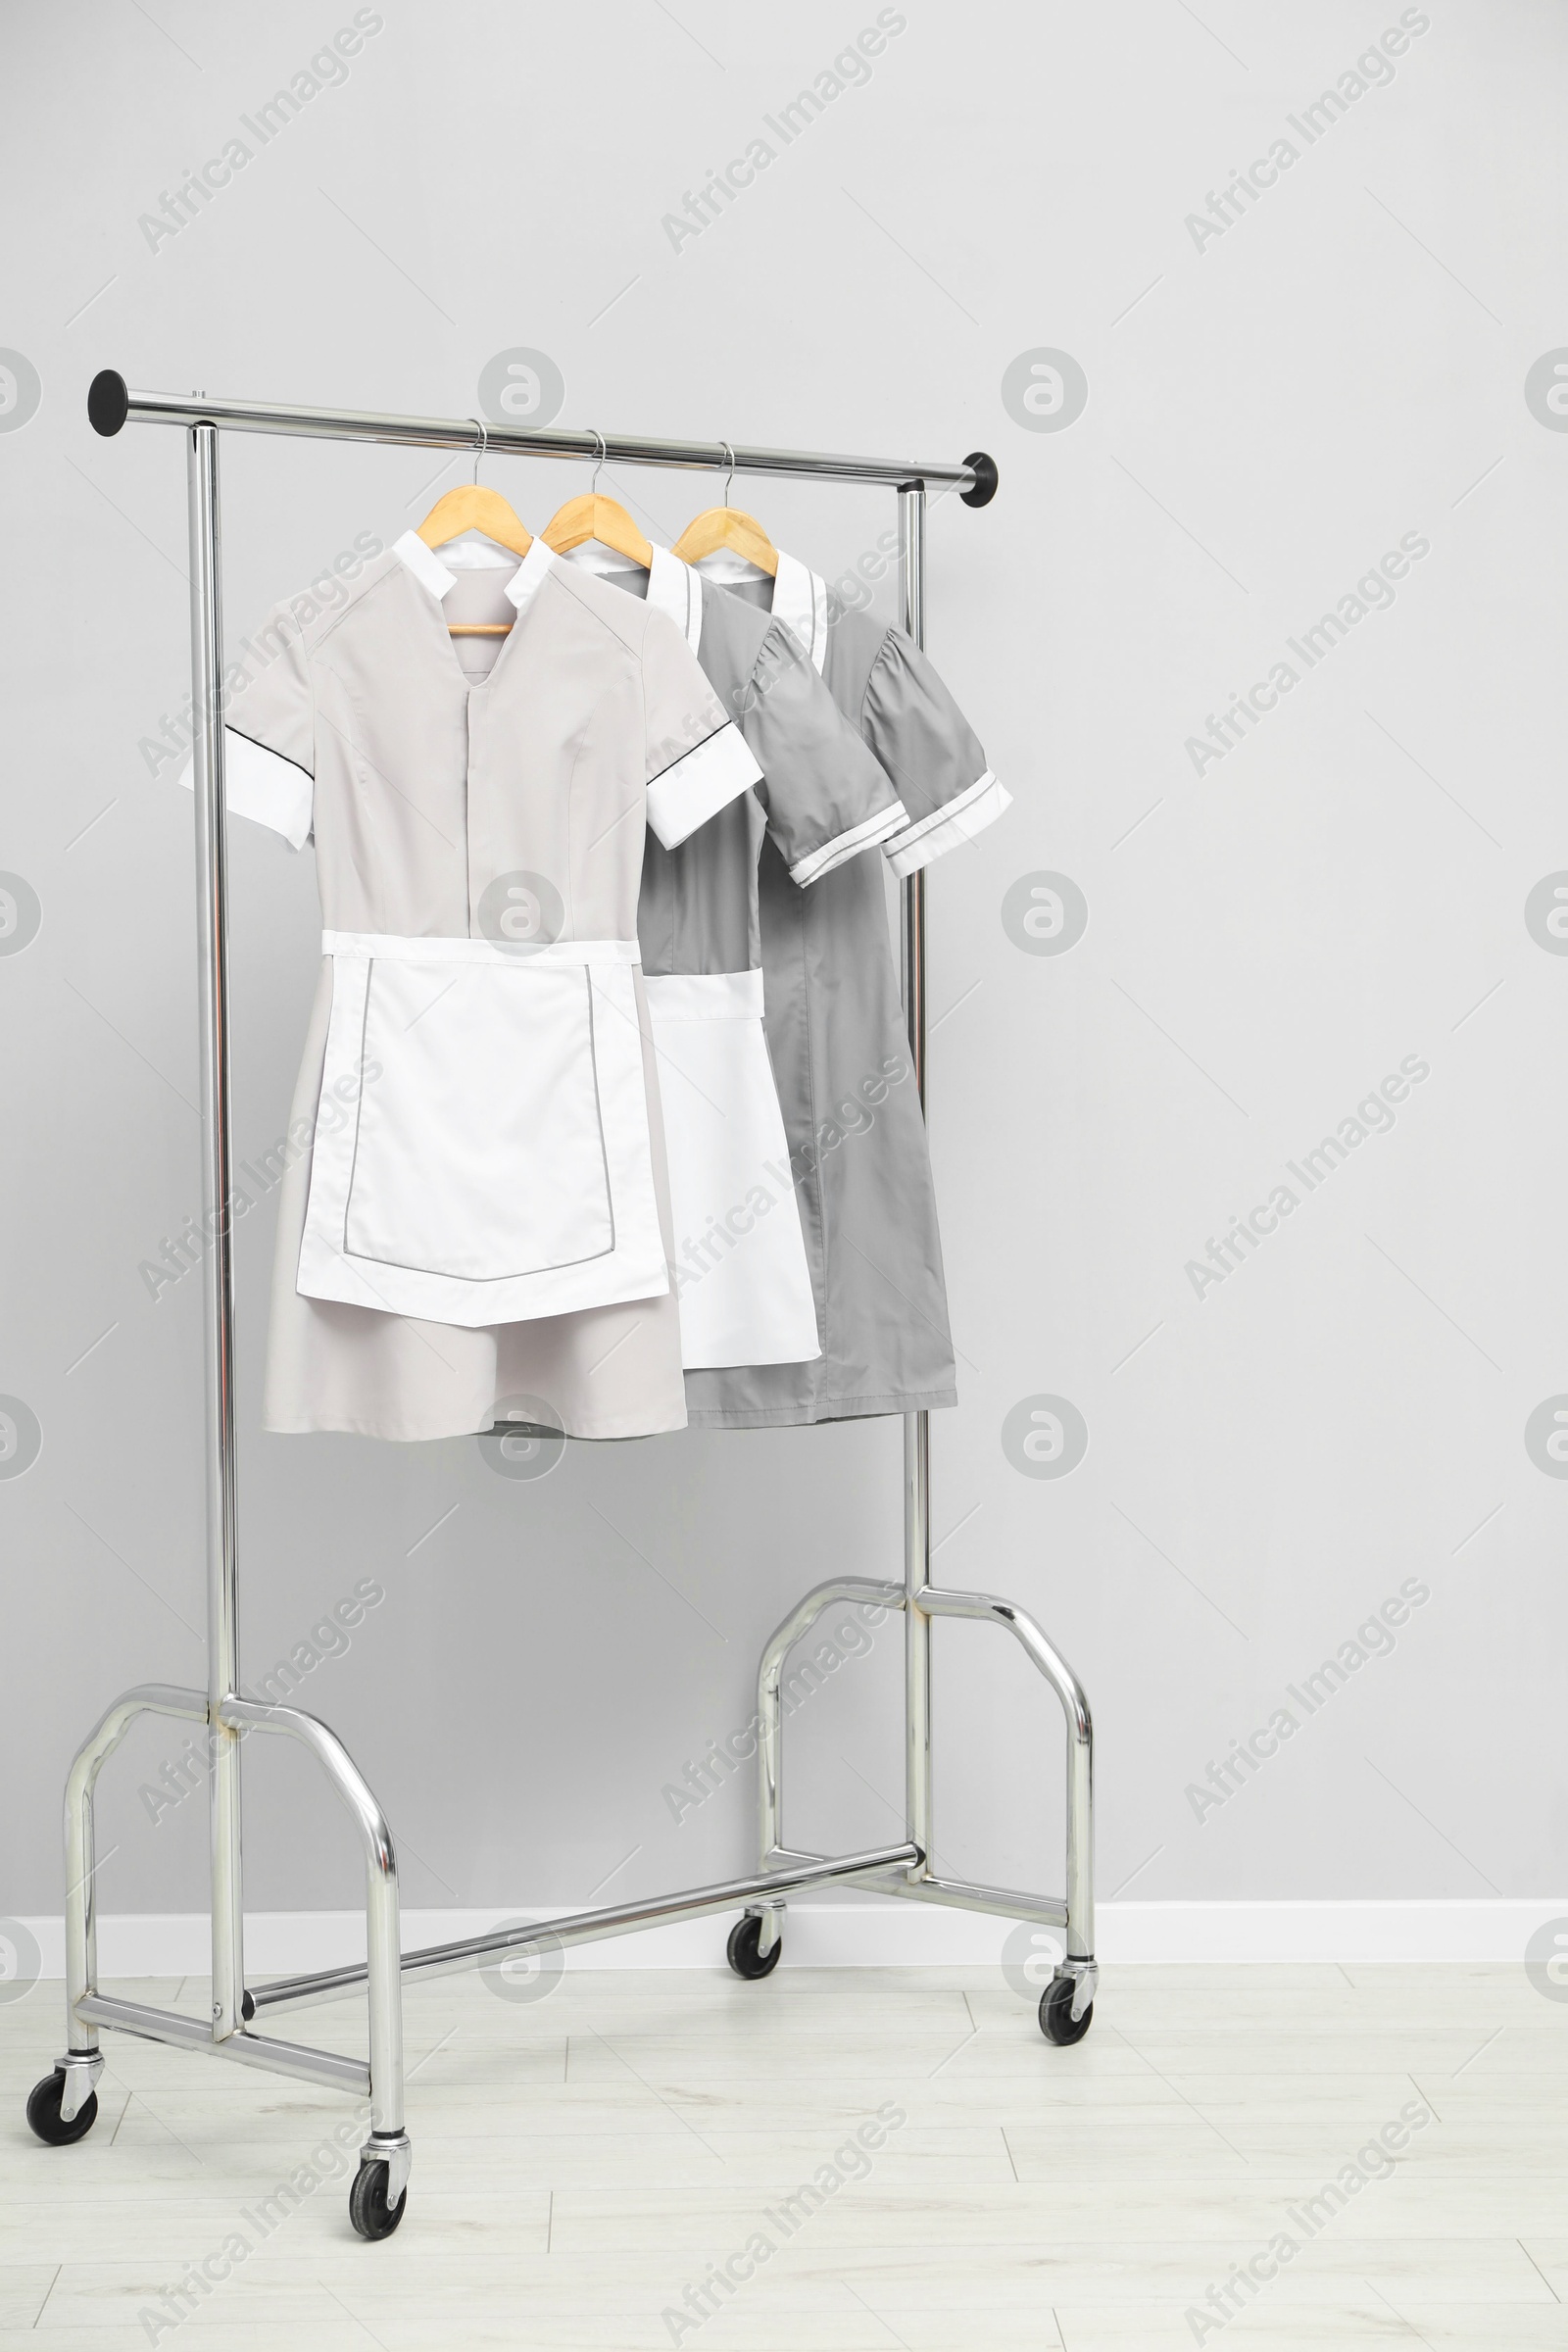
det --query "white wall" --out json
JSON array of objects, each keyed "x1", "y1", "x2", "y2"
[{"x1": 3, "y1": 0, "x2": 1564, "y2": 1958}]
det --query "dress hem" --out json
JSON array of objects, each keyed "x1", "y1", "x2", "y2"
[
  {"x1": 263, "y1": 1407, "x2": 689, "y2": 1444},
  {"x1": 682, "y1": 1386, "x2": 957, "y2": 1430}
]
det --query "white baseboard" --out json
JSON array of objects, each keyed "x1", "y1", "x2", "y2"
[
  {"x1": 1097, "y1": 1898, "x2": 1567, "y2": 1964},
  {"x1": 13, "y1": 1895, "x2": 1566, "y2": 1979}
]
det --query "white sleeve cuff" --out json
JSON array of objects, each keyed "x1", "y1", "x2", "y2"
[
  {"x1": 884, "y1": 772, "x2": 1010, "y2": 879},
  {"x1": 789, "y1": 799, "x2": 909, "y2": 889},
  {"x1": 176, "y1": 727, "x2": 314, "y2": 852},
  {"x1": 646, "y1": 720, "x2": 762, "y2": 850}
]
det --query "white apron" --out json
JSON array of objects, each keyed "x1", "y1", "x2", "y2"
[
  {"x1": 644, "y1": 967, "x2": 820, "y2": 1368},
  {"x1": 637, "y1": 550, "x2": 830, "y2": 1370},
  {"x1": 296, "y1": 931, "x2": 667, "y2": 1329}
]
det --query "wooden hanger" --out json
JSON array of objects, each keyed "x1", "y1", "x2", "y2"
[
  {"x1": 418, "y1": 422, "x2": 532, "y2": 634},
  {"x1": 671, "y1": 504, "x2": 778, "y2": 575},
  {"x1": 416, "y1": 483, "x2": 532, "y2": 560},
  {"x1": 671, "y1": 441, "x2": 778, "y2": 577},
  {"x1": 543, "y1": 492, "x2": 652, "y2": 567},
  {"x1": 542, "y1": 433, "x2": 653, "y2": 570}
]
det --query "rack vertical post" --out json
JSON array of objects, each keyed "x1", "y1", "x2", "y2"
[
  {"x1": 899, "y1": 481, "x2": 936, "y2": 1887},
  {"x1": 187, "y1": 421, "x2": 247, "y2": 2045}
]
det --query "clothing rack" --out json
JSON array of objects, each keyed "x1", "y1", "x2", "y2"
[{"x1": 27, "y1": 369, "x2": 1096, "y2": 2239}]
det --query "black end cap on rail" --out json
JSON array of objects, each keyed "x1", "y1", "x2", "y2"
[
  {"x1": 87, "y1": 369, "x2": 129, "y2": 437},
  {"x1": 960, "y1": 451, "x2": 999, "y2": 508}
]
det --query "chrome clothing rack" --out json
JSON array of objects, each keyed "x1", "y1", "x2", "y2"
[{"x1": 26, "y1": 371, "x2": 1096, "y2": 2241}]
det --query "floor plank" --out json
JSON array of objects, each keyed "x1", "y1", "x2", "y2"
[{"x1": 0, "y1": 1963, "x2": 1562, "y2": 2350}]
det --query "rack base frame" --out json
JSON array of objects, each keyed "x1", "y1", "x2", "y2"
[{"x1": 29, "y1": 376, "x2": 1096, "y2": 2242}]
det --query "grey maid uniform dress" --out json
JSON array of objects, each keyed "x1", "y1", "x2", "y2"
[
  {"x1": 183, "y1": 530, "x2": 760, "y2": 1443},
  {"x1": 576, "y1": 547, "x2": 907, "y2": 1373},
  {"x1": 682, "y1": 549, "x2": 1010, "y2": 1429}
]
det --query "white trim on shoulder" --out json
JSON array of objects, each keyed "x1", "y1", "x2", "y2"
[
  {"x1": 647, "y1": 545, "x2": 704, "y2": 653},
  {"x1": 790, "y1": 798, "x2": 908, "y2": 889},
  {"x1": 646, "y1": 719, "x2": 762, "y2": 851},
  {"x1": 390, "y1": 527, "x2": 457, "y2": 601},
  {"x1": 770, "y1": 552, "x2": 828, "y2": 673},
  {"x1": 502, "y1": 535, "x2": 555, "y2": 618},
  {"x1": 177, "y1": 729, "x2": 314, "y2": 853},
  {"x1": 885, "y1": 772, "x2": 1011, "y2": 878}
]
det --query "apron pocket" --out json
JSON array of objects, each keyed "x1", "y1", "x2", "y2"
[{"x1": 344, "y1": 956, "x2": 613, "y2": 1282}]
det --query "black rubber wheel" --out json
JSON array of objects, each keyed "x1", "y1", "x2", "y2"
[
  {"x1": 348, "y1": 2158, "x2": 407, "y2": 2240},
  {"x1": 25, "y1": 2069, "x2": 98, "y2": 2145},
  {"x1": 1039, "y1": 1973, "x2": 1093, "y2": 2046},
  {"x1": 726, "y1": 1914, "x2": 782, "y2": 1980}
]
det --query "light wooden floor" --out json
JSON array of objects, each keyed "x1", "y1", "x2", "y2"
[{"x1": 0, "y1": 1961, "x2": 1564, "y2": 2348}]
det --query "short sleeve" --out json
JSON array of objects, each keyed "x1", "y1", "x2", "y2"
[
  {"x1": 860, "y1": 629, "x2": 1010, "y2": 879},
  {"x1": 642, "y1": 606, "x2": 762, "y2": 851},
  {"x1": 175, "y1": 600, "x2": 315, "y2": 851},
  {"x1": 744, "y1": 619, "x2": 907, "y2": 889}
]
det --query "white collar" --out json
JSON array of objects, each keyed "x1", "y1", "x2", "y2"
[
  {"x1": 392, "y1": 528, "x2": 456, "y2": 600},
  {"x1": 769, "y1": 551, "x2": 827, "y2": 674},
  {"x1": 689, "y1": 545, "x2": 827, "y2": 673},
  {"x1": 644, "y1": 544, "x2": 704, "y2": 654},
  {"x1": 392, "y1": 528, "x2": 554, "y2": 618},
  {"x1": 502, "y1": 534, "x2": 555, "y2": 617}
]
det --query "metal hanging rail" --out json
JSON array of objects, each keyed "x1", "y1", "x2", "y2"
[
  {"x1": 84, "y1": 368, "x2": 1001, "y2": 500},
  {"x1": 25, "y1": 369, "x2": 1094, "y2": 2245}
]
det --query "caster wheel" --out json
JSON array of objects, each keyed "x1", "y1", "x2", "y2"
[
  {"x1": 25, "y1": 2069, "x2": 98, "y2": 2146},
  {"x1": 1039, "y1": 1973, "x2": 1093, "y2": 2046},
  {"x1": 726, "y1": 1914, "x2": 782, "y2": 1981},
  {"x1": 348, "y1": 2158, "x2": 407, "y2": 2241}
]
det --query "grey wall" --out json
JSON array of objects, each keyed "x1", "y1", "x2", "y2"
[{"x1": 3, "y1": 0, "x2": 1563, "y2": 1934}]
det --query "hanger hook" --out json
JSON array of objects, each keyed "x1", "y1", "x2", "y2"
[
  {"x1": 469, "y1": 416, "x2": 488, "y2": 487},
  {"x1": 588, "y1": 427, "x2": 607, "y2": 497},
  {"x1": 719, "y1": 440, "x2": 736, "y2": 507}
]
